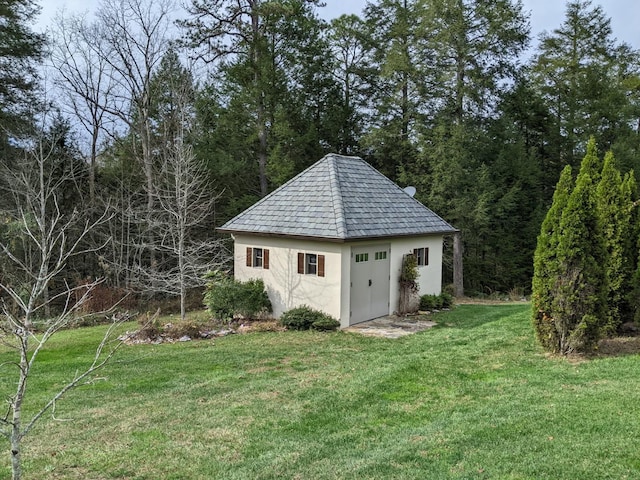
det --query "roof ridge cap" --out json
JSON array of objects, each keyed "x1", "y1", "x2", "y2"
[{"x1": 327, "y1": 154, "x2": 347, "y2": 238}]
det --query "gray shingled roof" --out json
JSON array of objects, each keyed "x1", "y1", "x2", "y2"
[{"x1": 218, "y1": 154, "x2": 457, "y2": 240}]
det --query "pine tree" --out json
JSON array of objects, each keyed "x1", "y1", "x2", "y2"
[
  {"x1": 530, "y1": 1, "x2": 636, "y2": 168},
  {"x1": 531, "y1": 164, "x2": 573, "y2": 351},
  {"x1": 0, "y1": 0, "x2": 45, "y2": 140}
]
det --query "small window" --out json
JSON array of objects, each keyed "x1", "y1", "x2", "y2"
[
  {"x1": 355, "y1": 253, "x2": 369, "y2": 263},
  {"x1": 297, "y1": 252, "x2": 325, "y2": 277},
  {"x1": 375, "y1": 251, "x2": 387, "y2": 260},
  {"x1": 413, "y1": 247, "x2": 429, "y2": 266},
  {"x1": 306, "y1": 253, "x2": 317, "y2": 275},
  {"x1": 246, "y1": 247, "x2": 269, "y2": 269},
  {"x1": 253, "y1": 248, "x2": 263, "y2": 268}
]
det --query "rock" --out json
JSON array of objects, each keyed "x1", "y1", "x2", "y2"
[{"x1": 178, "y1": 335, "x2": 192, "y2": 342}]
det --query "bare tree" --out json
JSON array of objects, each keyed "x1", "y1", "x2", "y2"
[
  {"x1": 96, "y1": 0, "x2": 175, "y2": 214},
  {"x1": 0, "y1": 125, "x2": 126, "y2": 480},
  {"x1": 136, "y1": 61, "x2": 227, "y2": 318},
  {"x1": 49, "y1": 0, "x2": 177, "y2": 288},
  {"x1": 50, "y1": 11, "x2": 117, "y2": 205},
  {"x1": 132, "y1": 139, "x2": 228, "y2": 320}
]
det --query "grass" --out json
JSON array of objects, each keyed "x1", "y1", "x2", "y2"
[{"x1": 1, "y1": 304, "x2": 639, "y2": 479}]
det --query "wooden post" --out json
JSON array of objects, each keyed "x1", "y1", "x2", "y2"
[{"x1": 453, "y1": 231, "x2": 464, "y2": 298}]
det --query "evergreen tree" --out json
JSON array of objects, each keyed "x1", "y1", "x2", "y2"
[
  {"x1": 327, "y1": 14, "x2": 373, "y2": 155},
  {"x1": 417, "y1": 0, "x2": 529, "y2": 123},
  {"x1": 579, "y1": 136, "x2": 603, "y2": 181},
  {"x1": 530, "y1": 1, "x2": 639, "y2": 168},
  {"x1": 551, "y1": 147, "x2": 608, "y2": 354},
  {"x1": 148, "y1": 49, "x2": 197, "y2": 149},
  {"x1": 361, "y1": 0, "x2": 423, "y2": 178},
  {"x1": 0, "y1": 0, "x2": 45, "y2": 141},
  {"x1": 180, "y1": 0, "x2": 325, "y2": 197},
  {"x1": 596, "y1": 151, "x2": 634, "y2": 332},
  {"x1": 531, "y1": 164, "x2": 573, "y2": 351}
]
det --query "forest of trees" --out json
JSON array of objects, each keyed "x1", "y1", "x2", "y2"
[{"x1": 2, "y1": 0, "x2": 640, "y2": 302}]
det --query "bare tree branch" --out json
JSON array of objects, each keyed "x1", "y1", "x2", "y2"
[{"x1": 0, "y1": 114, "x2": 127, "y2": 480}]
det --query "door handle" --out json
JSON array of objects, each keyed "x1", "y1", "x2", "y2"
[{"x1": 369, "y1": 279, "x2": 372, "y2": 286}]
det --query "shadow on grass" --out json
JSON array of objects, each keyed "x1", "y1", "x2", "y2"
[{"x1": 593, "y1": 336, "x2": 640, "y2": 358}]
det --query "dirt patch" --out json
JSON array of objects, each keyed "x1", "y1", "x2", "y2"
[{"x1": 595, "y1": 336, "x2": 640, "y2": 357}]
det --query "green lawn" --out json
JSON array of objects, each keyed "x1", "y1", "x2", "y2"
[{"x1": 2, "y1": 304, "x2": 640, "y2": 479}]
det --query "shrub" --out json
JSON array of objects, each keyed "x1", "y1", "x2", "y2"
[
  {"x1": 440, "y1": 292, "x2": 454, "y2": 308},
  {"x1": 311, "y1": 317, "x2": 340, "y2": 331},
  {"x1": 75, "y1": 279, "x2": 137, "y2": 313},
  {"x1": 419, "y1": 293, "x2": 454, "y2": 311},
  {"x1": 237, "y1": 279, "x2": 272, "y2": 318},
  {"x1": 279, "y1": 305, "x2": 339, "y2": 331},
  {"x1": 203, "y1": 271, "x2": 272, "y2": 321},
  {"x1": 419, "y1": 294, "x2": 439, "y2": 310}
]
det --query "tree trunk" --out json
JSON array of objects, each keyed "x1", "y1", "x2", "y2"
[
  {"x1": 453, "y1": 231, "x2": 464, "y2": 297},
  {"x1": 89, "y1": 124, "x2": 99, "y2": 205},
  {"x1": 252, "y1": 8, "x2": 268, "y2": 197},
  {"x1": 11, "y1": 430, "x2": 21, "y2": 480},
  {"x1": 10, "y1": 342, "x2": 29, "y2": 480}
]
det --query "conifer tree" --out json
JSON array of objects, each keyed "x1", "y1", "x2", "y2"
[
  {"x1": 551, "y1": 147, "x2": 608, "y2": 354},
  {"x1": 621, "y1": 172, "x2": 638, "y2": 322},
  {"x1": 596, "y1": 151, "x2": 633, "y2": 332},
  {"x1": 580, "y1": 137, "x2": 603, "y2": 182},
  {"x1": 531, "y1": 165, "x2": 573, "y2": 351},
  {"x1": 623, "y1": 172, "x2": 640, "y2": 324}
]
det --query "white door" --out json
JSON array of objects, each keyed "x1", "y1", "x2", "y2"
[{"x1": 350, "y1": 245, "x2": 391, "y2": 325}]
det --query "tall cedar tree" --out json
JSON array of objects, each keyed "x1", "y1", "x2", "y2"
[
  {"x1": 531, "y1": 164, "x2": 573, "y2": 351},
  {"x1": 552, "y1": 139, "x2": 608, "y2": 354},
  {"x1": 595, "y1": 151, "x2": 634, "y2": 332}
]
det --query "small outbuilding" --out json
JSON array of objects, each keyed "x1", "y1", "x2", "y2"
[{"x1": 218, "y1": 154, "x2": 457, "y2": 328}]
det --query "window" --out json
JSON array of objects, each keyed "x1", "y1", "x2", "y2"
[
  {"x1": 306, "y1": 253, "x2": 317, "y2": 275},
  {"x1": 375, "y1": 251, "x2": 387, "y2": 260},
  {"x1": 246, "y1": 247, "x2": 269, "y2": 269},
  {"x1": 355, "y1": 253, "x2": 369, "y2": 263},
  {"x1": 253, "y1": 248, "x2": 263, "y2": 268},
  {"x1": 297, "y1": 252, "x2": 325, "y2": 277},
  {"x1": 413, "y1": 247, "x2": 429, "y2": 266}
]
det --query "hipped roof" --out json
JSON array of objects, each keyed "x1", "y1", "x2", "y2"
[{"x1": 218, "y1": 154, "x2": 457, "y2": 241}]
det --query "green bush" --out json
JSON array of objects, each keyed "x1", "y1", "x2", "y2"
[
  {"x1": 203, "y1": 271, "x2": 272, "y2": 321},
  {"x1": 311, "y1": 317, "x2": 340, "y2": 331},
  {"x1": 279, "y1": 305, "x2": 339, "y2": 331},
  {"x1": 440, "y1": 292, "x2": 454, "y2": 309},
  {"x1": 238, "y1": 279, "x2": 272, "y2": 318},
  {"x1": 419, "y1": 293, "x2": 454, "y2": 311}
]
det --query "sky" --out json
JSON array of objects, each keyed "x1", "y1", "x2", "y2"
[{"x1": 35, "y1": 0, "x2": 640, "y2": 49}]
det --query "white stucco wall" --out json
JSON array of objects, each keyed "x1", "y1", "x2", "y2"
[
  {"x1": 233, "y1": 234, "x2": 346, "y2": 320},
  {"x1": 388, "y1": 235, "x2": 444, "y2": 314},
  {"x1": 232, "y1": 233, "x2": 445, "y2": 325}
]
